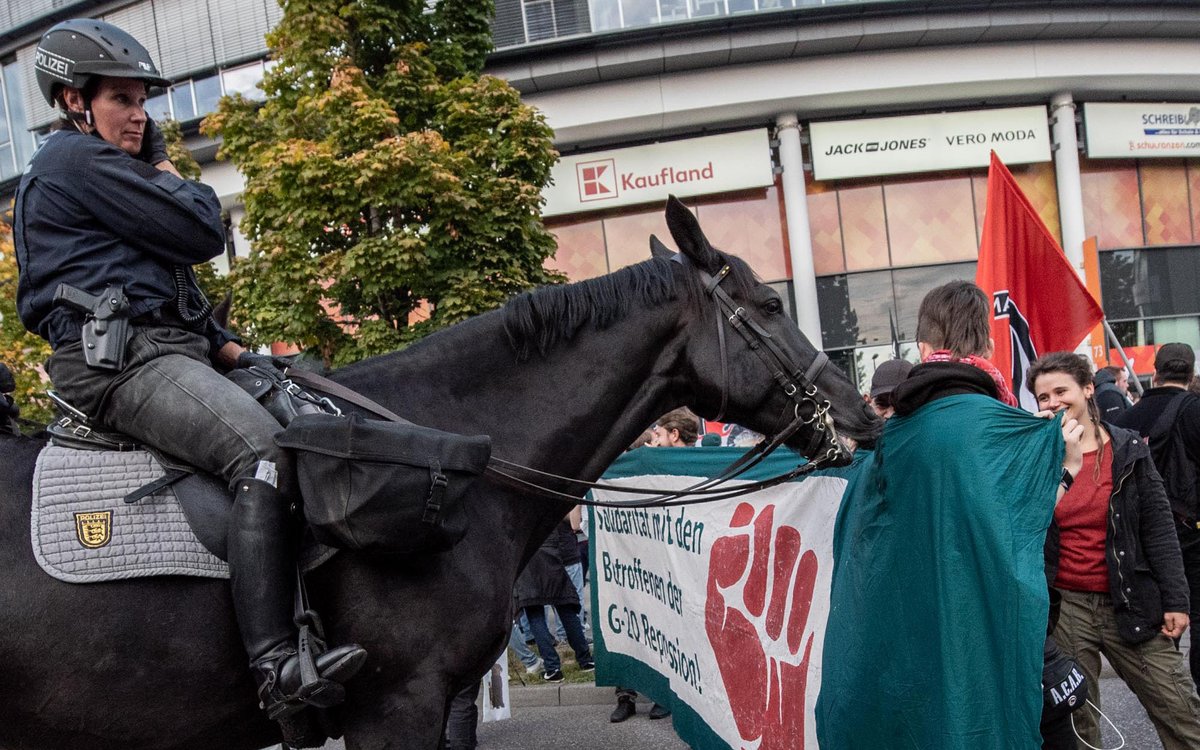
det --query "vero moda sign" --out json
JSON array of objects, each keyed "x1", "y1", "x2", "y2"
[{"x1": 543, "y1": 130, "x2": 773, "y2": 218}]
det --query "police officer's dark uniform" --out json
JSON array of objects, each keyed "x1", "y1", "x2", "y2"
[{"x1": 14, "y1": 19, "x2": 364, "y2": 726}]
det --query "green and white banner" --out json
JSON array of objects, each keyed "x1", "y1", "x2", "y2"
[{"x1": 590, "y1": 447, "x2": 854, "y2": 750}]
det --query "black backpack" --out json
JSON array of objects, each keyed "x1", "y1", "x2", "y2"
[{"x1": 1146, "y1": 391, "x2": 1200, "y2": 524}]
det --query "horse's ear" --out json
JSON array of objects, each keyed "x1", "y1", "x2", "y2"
[
  {"x1": 665, "y1": 195, "x2": 720, "y2": 271},
  {"x1": 649, "y1": 234, "x2": 674, "y2": 261}
]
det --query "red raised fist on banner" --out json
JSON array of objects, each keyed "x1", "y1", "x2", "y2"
[{"x1": 705, "y1": 502, "x2": 817, "y2": 749}]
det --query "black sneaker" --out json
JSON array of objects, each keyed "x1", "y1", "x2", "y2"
[
  {"x1": 542, "y1": 669, "x2": 564, "y2": 683},
  {"x1": 648, "y1": 703, "x2": 671, "y2": 720},
  {"x1": 578, "y1": 659, "x2": 595, "y2": 672}
]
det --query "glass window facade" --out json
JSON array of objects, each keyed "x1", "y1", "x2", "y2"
[
  {"x1": 495, "y1": 0, "x2": 909, "y2": 49},
  {"x1": 0, "y1": 59, "x2": 31, "y2": 180}
]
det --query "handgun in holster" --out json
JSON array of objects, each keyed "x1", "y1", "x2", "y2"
[{"x1": 53, "y1": 283, "x2": 132, "y2": 371}]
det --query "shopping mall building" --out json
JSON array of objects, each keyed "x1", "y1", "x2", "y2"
[{"x1": 2, "y1": 0, "x2": 1199, "y2": 388}]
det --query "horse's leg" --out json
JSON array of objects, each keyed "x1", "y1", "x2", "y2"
[{"x1": 340, "y1": 678, "x2": 454, "y2": 750}]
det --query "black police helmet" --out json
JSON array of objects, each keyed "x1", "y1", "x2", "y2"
[{"x1": 35, "y1": 19, "x2": 170, "y2": 107}]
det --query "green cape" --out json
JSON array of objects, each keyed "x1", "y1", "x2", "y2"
[{"x1": 817, "y1": 394, "x2": 1063, "y2": 749}]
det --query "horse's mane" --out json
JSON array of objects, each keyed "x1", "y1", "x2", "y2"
[{"x1": 502, "y1": 251, "x2": 757, "y2": 360}]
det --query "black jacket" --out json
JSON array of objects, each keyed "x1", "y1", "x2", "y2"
[
  {"x1": 513, "y1": 531, "x2": 580, "y2": 611},
  {"x1": 1045, "y1": 423, "x2": 1189, "y2": 643},
  {"x1": 13, "y1": 129, "x2": 234, "y2": 353},
  {"x1": 1093, "y1": 370, "x2": 1130, "y2": 420}
]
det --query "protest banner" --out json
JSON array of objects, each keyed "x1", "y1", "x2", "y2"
[{"x1": 590, "y1": 446, "x2": 855, "y2": 750}]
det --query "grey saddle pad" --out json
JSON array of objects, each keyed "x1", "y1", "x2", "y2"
[{"x1": 31, "y1": 445, "x2": 335, "y2": 583}]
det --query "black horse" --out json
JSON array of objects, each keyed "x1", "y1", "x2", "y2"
[{"x1": 0, "y1": 198, "x2": 880, "y2": 749}]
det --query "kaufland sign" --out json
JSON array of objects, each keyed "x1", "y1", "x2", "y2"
[{"x1": 543, "y1": 130, "x2": 773, "y2": 217}]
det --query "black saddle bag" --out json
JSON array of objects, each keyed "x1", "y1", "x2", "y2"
[{"x1": 276, "y1": 413, "x2": 491, "y2": 555}]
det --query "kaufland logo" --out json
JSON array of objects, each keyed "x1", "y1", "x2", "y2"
[{"x1": 577, "y1": 159, "x2": 617, "y2": 202}]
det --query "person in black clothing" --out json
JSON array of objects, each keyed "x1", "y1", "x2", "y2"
[
  {"x1": 1093, "y1": 365, "x2": 1132, "y2": 419},
  {"x1": 14, "y1": 20, "x2": 364, "y2": 732},
  {"x1": 514, "y1": 521, "x2": 594, "y2": 682},
  {"x1": 1113, "y1": 342, "x2": 1200, "y2": 695}
]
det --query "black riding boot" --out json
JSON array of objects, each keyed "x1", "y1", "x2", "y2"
[{"x1": 229, "y1": 476, "x2": 367, "y2": 720}]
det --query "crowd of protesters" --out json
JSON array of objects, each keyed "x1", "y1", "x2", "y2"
[{"x1": 821, "y1": 280, "x2": 1200, "y2": 750}]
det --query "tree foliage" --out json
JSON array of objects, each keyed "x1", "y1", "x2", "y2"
[
  {"x1": 0, "y1": 228, "x2": 52, "y2": 427},
  {"x1": 202, "y1": 0, "x2": 561, "y2": 366}
]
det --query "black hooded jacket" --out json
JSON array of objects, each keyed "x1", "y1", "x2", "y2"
[{"x1": 892, "y1": 361, "x2": 999, "y2": 416}]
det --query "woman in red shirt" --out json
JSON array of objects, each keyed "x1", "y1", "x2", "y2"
[{"x1": 1030, "y1": 352, "x2": 1200, "y2": 750}]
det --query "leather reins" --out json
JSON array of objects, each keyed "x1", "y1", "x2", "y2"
[{"x1": 285, "y1": 254, "x2": 851, "y2": 509}]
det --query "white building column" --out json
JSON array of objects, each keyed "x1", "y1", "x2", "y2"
[
  {"x1": 775, "y1": 113, "x2": 823, "y2": 349},
  {"x1": 1050, "y1": 92, "x2": 1087, "y2": 279}
]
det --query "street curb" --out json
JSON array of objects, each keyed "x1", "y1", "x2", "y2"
[{"x1": 510, "y1": 683, "x2": 624, "y2": 708}]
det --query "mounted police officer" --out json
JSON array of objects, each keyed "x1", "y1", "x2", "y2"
[{"x1": 13, "y1": 18, "x2": 365, "y2": 730}]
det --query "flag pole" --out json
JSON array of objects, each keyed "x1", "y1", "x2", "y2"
[
  {"x1": 1102, "y1": 318, "x2": 1144, "y2": 397},
  {"x1": 889, "y1": 309, "x2": 901, "y2": 360}
]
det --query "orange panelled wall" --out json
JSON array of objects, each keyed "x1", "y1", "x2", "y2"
[
  {"x1": 1191, "y1": 162, "x2": 1200, "y2": 241},
  {"x1": 971, "y1": 174, "x2": 988, "y2": 246},
  {"x1": 1140, "y1": 160, "x2": 1193, "y2": 245},
  {"x1": 807, "y1": 185, "x2": 845, "y2": 276},
  {"x1": 546, "y1": 220, "x2": 607, "y2": 280},
  {"x1": 969, "y1": 163, "x2": 1061, "y2": 247},
  {"x1": 883, "y1": 176, "x2": 977, "y2": 266},
  {"x1": 1010, "y1": 162, "x2": 1062, "y2": 244},
  {"x1": 600, "y1": 207, "x2": 673, "y2": 272},
  {"x1": 1080, "y1": 161, "x2": 1142, "y2": 249},
  {"x1": 838, "y1": 184, "x2": 889, "y2": 271},
  {"x1": 695, "y1": 187, "x2": 788, "y2": 282}
]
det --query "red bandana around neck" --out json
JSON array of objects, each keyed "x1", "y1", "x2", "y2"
[{"x1": 923, "y1": 350, "x2": 1019, "y2": 408}]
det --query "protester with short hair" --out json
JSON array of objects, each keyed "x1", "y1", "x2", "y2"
[
  {"x1": 1032, "y1": 351, "x2": 1200, "y2": 749},
  {"x1": 1113, "y1": 342, "x2": 1200, "y2": 696},
  {"x1": 650, "y1": 407, "x2": 700, "y2": 447},
  {"x1": 818, "y1": 281, "x2": 1084, "y2": 749}
]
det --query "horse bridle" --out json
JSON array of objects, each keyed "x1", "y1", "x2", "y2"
[{"x1": 686, "y1": 254, "x2": 846, "y2": 468}]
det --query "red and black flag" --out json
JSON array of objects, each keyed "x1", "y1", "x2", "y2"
[{"x1": 975, "y1": 152, "x2": 1104, "y2": 411}]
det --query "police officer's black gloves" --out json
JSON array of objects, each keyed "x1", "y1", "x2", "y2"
[
  {"x1": 138, "y1": 117, "x2": 170, "y2": 166},
  {"x1": 236, "y1": 351, "x2": 294, "y2": 380},
  {"x1": 0, "y1": 362, "x2": 16, "y2": 394}
]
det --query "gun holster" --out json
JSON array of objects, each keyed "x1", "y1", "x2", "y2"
[{"x1": 54, "y1": 283, "x2": 133, "y2": 371}]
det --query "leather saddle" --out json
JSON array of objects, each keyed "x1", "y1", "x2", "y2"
[{"x1": 43, "y1": 367, "x2": 334, "y2": 562}]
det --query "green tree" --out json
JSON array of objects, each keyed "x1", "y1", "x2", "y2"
[
  {"x1": 0, "y1": 228, "x2": 53, "y2": 428},
  {"x1": 202, "y1": 0, "x2": 561, "y2": 366}
]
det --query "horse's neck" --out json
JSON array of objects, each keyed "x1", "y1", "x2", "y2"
[{"x1": 335, "y1": 305, "x2": 681, "y2": 483}]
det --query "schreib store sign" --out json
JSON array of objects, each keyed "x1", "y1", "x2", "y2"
[
  {"x1": 810, "y1": 106, "x2": 1051, "y2": 181},
  {"x1": 1083, "y1": 103, "x2": 1200, "y2": 158},
  {"x1": 542, "y1": 130, "x2": 773, "y2": 218}
]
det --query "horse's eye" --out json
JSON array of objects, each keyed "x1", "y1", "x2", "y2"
[{"x1": 762, "y1": 298, "x2": 783, "y2": 315}]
